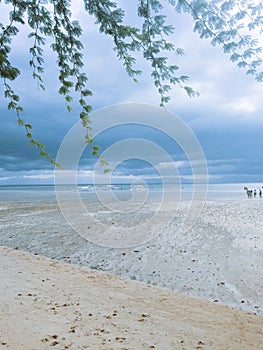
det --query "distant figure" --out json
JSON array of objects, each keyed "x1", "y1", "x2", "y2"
[
  {"x1": 259, "y1": 189, "x2": 262, "y2": 198},
  {"x1": 254, "y1": 189, "x2": 257, "y2": 198},
  {"x1": 245, "y1": 188, "x2": 253, "y2": 198}
]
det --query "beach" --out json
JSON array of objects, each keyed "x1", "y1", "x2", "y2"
[
  {"x1": 0, "y1": 185, "x2": 263, "y2": 348},
  {"x1": 1, "y1": 246, "x2": 262, "y2": 350}
]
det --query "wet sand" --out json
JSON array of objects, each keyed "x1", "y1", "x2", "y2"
[{"x1": 0, "y1": 199, "x2": 262, "y2": 315}]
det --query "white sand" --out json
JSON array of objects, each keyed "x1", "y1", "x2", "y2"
[{"x1": 1, "y1": 246, "x2": 262, "y2": 350}]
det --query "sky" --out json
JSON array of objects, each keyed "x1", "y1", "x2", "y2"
[{"x1": 1, "y1": 0, "x2": 263, "y2": 185}]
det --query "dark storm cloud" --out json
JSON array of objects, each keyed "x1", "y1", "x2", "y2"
[{"x1": 1, "y1": 2, "x2": 263, "y2": 184}]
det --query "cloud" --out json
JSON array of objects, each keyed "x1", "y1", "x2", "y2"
[
  {"x1": 0, "y1": 169, "x2": 54, "y2": 184},
  {"x1": 21, "y1": 172, "x2": 54, "y2": 180},
  {"x1": 158, "y1": 161, "x2": 189, "y2": 169},
  {"x1": 1, "y1": 2, "x2": 263, "y2": 185},
  {"x1": 182, "y1": 174, "x2": 222, "y2": 181}
]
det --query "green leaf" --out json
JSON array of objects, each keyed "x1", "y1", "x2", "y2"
[
  {"x1": 83, "y1": 105, "x2": 92, "y2": 113},
  {"x1": 66, "y1": 104, "x2": 72, "y2": 113},
  {"x1": 82, "y1": 89, "x2": 93, "y2": 97},
  {"x1": 8, "y1": 101, "x2": 16, "y2": 110}
]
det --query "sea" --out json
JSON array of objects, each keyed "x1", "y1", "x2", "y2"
[{"x1": 0, "y1": 182, "x2": 262, "y2": 204}]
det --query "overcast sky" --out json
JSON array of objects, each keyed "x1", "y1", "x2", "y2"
[{"x1": 1, "y1": 1, "x2": 263, "y2": 185}]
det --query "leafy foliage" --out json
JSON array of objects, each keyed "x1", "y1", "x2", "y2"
[
  {"x1": 174, "y1": 0, "x2": 263, "y2": 81},
  {"x1": 0, "y1": 0, "x2": 262, "y2": 165}
]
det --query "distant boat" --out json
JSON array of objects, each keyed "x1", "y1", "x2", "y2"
[
  {"x1": 132, "y1": 185, "x2": 146, "y2": 192},
  {"x1": 106, "y1": 184, "x2": 117, "y2": 190},
  {"x1": 78, "y1": 185, "x2": 93, "y2": 191}
]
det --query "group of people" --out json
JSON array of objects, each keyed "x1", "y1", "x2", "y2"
[{"x1": 244, "y1": 187, "x2": 262, "y2": 198}]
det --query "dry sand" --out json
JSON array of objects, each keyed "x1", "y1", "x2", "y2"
[{"x1": 1, "y1": 246, "x2": 262, "y2": 350}]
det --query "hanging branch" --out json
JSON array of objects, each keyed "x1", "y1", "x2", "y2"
[{"x1": 0, "y1": 0, "x2": 263, "y2": 165}]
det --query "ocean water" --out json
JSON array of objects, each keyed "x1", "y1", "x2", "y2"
[{"x1": 0, "y1": 182, "x2": 262, "y2": 203}]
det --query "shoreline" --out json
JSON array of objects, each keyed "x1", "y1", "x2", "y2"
[
  {"x1": 0, "y1": 199, "x2": 262, "y2": 316},
  {"x1": 1, "y1": 245, "x2": 263, "y2": 350}
]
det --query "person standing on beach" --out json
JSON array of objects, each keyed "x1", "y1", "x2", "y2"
[
  {"x1": 245, "y1": 189, "x2": 253, "y2": 198},
  {"x1": 259, "y1": 189, "x2": 262, "y2": 198},
  {"x1": 254, "y1": 190, "x2": 257, "y2": 198}
]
